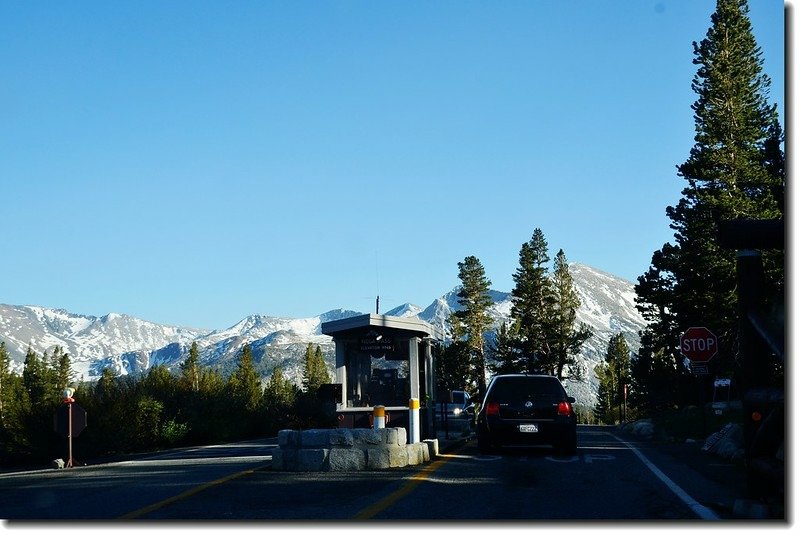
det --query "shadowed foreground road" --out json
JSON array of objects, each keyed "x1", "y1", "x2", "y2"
[{"x1": 2, "y1": 426, "x2": 760, "y2": 522}]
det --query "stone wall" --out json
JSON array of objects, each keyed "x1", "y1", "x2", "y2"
[{"x1": 272, "y1": 428, "x2": 440, "y2": 471}]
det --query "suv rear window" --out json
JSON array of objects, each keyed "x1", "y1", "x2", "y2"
[{"x1": 488, "y1": 376, "x2": 566, "y2": 402}]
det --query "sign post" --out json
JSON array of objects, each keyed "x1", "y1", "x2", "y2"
[
  {"x1": 54, "y1": 388, "x2": 87, "y2": 468},
  {"x1": 680, "y1": 327, "x2": 718, "y2": 436}
]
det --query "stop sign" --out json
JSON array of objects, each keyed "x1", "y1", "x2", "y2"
[
  {"x1": 54, "y1": 403, "x2": 88, "y2": 438},
  {"x1": 680, "y1": 327, "x2": 718, "y2": 362}
]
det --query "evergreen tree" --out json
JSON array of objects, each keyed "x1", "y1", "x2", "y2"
[
  {"x1": 593, "y1": 362, "x2": 615, "y2": 425},
  {"x1": 141, "y1": 364, "x2": 180, "y2": 411},
  {"x1": 629, "y1": 331, "x2": 679, "y2": 416},
  {"x1": 0, "y1": 344, "x2": 25, "y2": 461},
  {"x1": 435, "y1": 339, "x2": 472, "y2": 396},
  {"x1": 22, "y1": 347, "x2": 49, "y2": 407},
  {"x1": 608, "y1": 333, "x2": 631, "y2": 422},
  {"x1": 181, "y1": 341, "x2": 201, "y2": 393},
  {"x1": 594, "y1": 333, "x2": 631, "y2": 424},
  {"x1": 451, "y1": 255, "x2": 493, "y2": 395},
  {"x1": 51, "y1": 346, "x2": 73, "y2": 392},
  {"x1": 263, "y1": 366, "x2": 298, "y2": 433},
  {"x1": 265, "y1": 367, "x2": 297, "y2": 408},
  {"x1": 487, "y1": 321, "x2": 520, "y2": 375},
  {"x1": 0, "y1": 342, "x2": 10, "y2": 426},
  {"x1": 97, "y1": 366, "x2": 118, "y2": 402},
  {"x1": 634, "y1": 0, "x2": 784, "y2": 403},
  {"x1": 549, "y1": 250, "x2": 593, "y2": 381},
  {"x1": 302, "y1": 344, "x2": 330, "y2": 394},
  {"x1": 227, "y1": 344, "x2": 262, "y2": 413},
  {"x1": 314, "y1": 346, "x2": 328, "y2": 379},
  {"x1": 510, "y1": 228, "x2": 554, "y2": 373}
]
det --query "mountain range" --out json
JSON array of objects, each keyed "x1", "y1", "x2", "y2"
[{"x1": 0, "y1": 263, "x2": 646, "y2": 407}]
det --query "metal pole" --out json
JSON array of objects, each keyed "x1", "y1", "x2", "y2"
[
  {"x1": 372, "y1": 405, "x2": 385, "y2": 430},
  {"x1": 67, "y1": 402, "x2": 73, "y2": 468},
  {"x1": 409, "y1": 398, "x2": 420, "y2": 444},
  {"x1": 698, "y1": 377, "x2": 706, "y2": 437}
]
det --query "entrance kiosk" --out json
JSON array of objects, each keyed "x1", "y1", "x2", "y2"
[{"x1": 321, "y1": 314, "x2": 442, "y2": 440}]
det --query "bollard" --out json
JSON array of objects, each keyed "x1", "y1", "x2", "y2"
[
  {"x1": 373, "y1": 405, "x2": 385, "y2": 429},
  {"x1": 409, "y1": 398, "x2": 420, "y2": 444}
]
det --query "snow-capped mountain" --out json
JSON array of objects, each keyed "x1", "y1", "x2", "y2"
[
  {"x1": 385, "y1": 303, "x2": 424, "y2": 318},
  {"x1": 0, "y1": 263, "x2": 645, "y2": 406},
  {"x1": 414, "y1": 263, "x2": 646, "y2": 405},
  {"x1": 0, "y1": 304, "x2": 207, "y2": 379}
]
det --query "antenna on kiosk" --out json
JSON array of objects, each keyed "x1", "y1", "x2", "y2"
[{"x1": 375, "y1": 250, "x2": 380, "y2": 315}]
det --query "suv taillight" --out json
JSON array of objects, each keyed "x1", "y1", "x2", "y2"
[
  {"x1": 486, "y1": 402, "x2": 500, "y2": 416},
  {"x1": 557, "y1": 401, "x2": 572, "y2": 416}
]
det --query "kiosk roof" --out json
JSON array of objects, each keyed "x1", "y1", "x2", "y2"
[{"x1": 320, "y1": 313, "x2": 443, "y2": 340}]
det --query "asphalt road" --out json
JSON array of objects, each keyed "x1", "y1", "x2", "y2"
[{"x1": 0, "y1": 426, "x2": 748, "y2": 521}]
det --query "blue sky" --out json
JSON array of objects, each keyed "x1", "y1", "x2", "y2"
[{"x1": 1, "y1": 1, "x2": 786, "y2": 330}]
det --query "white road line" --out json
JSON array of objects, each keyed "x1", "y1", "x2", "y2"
[{"x1": 609, "y1": 432, "x2": 720, "y2": 520}]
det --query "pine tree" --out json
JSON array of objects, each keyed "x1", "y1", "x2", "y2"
[
  {"x1": 97, "y1": 366, "x2": 118, "y2": 401},
  {"x1": 510, "y1": 228, "x2": 554, "y2": 374},
  {"x1": 487, "y1": 321, "x2": 520, "y2": 375},
  {"x1": 0, "y1": 341, "x2": 10, "y2": 426},
  {"x1": 594, "y1": 333, "x2": 631, "y2": 424},
  {"x1": 549, "y1": 250, "x2": 593, "y2": 381},
  {"x1": 51, "y1": 346, "x2": 73, "y2": 392},
  {"x1": 0, "y1": 341, "x2": 26, "y2": 460},
  {"x1": 451, "y1": 255, "x2": 493, "y2": 395},
  {"x1": 302, "y1": 343, "x2": 330, "y2": 394},
  {"x1": 181, "y1": 342, "x2": 201, "y2": 393},
  {"x1": 227, "y1": 344, "x2": 262, "y2": 412},
  {"x1": 435, "y1": 339, "x2": 472, "y2": 395},
  {"x1": 593, "y1": 362, "x2": 615, "y2": 425},
  {"x1": 265, "y1": 367, "x2": 297, "y2": 408},
  {"x1": 634, "y1": 0, "x2": 784, "y2": 402},
  {"x1": 22, "y1": 347, "x2": 48, "y2": 407},
  {"x1": 670, "y1": 0, "x2": 783, "y2": 344},
  {"x1": 629, "y1": 331, "x2": 679, "y2": 416}
]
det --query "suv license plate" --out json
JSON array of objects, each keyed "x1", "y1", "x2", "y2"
[{"x1": 519, "y1": 424, "x2": 538, "y2": 433}]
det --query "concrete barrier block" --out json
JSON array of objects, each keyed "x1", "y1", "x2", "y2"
[
  {"x1": 301, "y1": 429, "x2": 332, "y2": 448},
  {"x1": 365, "y1": 448, "x2": 390, "y2": 470},
  {"x1": 328, "y1": 448, "x2": 366, "y2": 471},
  {"x1": 272, "y1": 448, "x2": 297, "y2": 471},
  {"x1": 406, "y1": 444, "x2": 421, "y2": 465},
  {"x1": 423, "y1": 438, "x2": 439, "y2": 457},
  {"x1": 388, "y1": 446, "x2": 409, "y2": 468},
  {"x1": 383, "y1": 428, "x2": 399, "y2": 446},
  {"x1": 418, "y1": 442, "x2": 430, "y2": 462},
  {"x1": 278, "y1": 429, "x2": 299, "y2": 448},
  {"x1": 353, "y1": 429, "x2": 383, "y2": 445},
  {"x1": 271, "y1": 449, "x2": 284, "y2": 470},
  {"x1": 297, "y1": 448, "x2": 329, "y2": 471},
  {"x1": 395, "y1": 427, "x2": 407, "y2": 446},
  {"x1": 329, "y1": 428, "x2": 354, "y2": 447}
]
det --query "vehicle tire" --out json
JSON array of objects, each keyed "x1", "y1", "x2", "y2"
[
  {"x1": 555, "y1": 430, "x2": 577, "y2": 455},
  {"x1": 553, "y1": 430, "x2": 578, "y2": 455},
  {"x1": 477, "y1": 427, "x2": 494, "y2": 454}
]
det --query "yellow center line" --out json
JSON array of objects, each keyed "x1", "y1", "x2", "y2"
[
  {"x1": 354, "y1": 450, "x2": 462, "y2": 520},
  {"x1": 118, "y1": 462, "x2": 271, "y2": 519}
]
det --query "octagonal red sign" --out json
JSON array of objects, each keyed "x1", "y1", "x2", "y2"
[{"x1": 680, "y1": 327, "x2": 718, "y2": 363}]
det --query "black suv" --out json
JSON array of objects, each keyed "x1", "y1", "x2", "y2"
[{"x1": 476, "y1": 374, "x2": 577, "y2": 454}]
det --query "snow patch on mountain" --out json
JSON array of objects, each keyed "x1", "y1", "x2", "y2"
[
  {"x1": 385, "y1": 303, "x2": 423, "y2": 318},
  {"x1": 0, "y1": 264, "x2": 645, "y2": 407}
]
